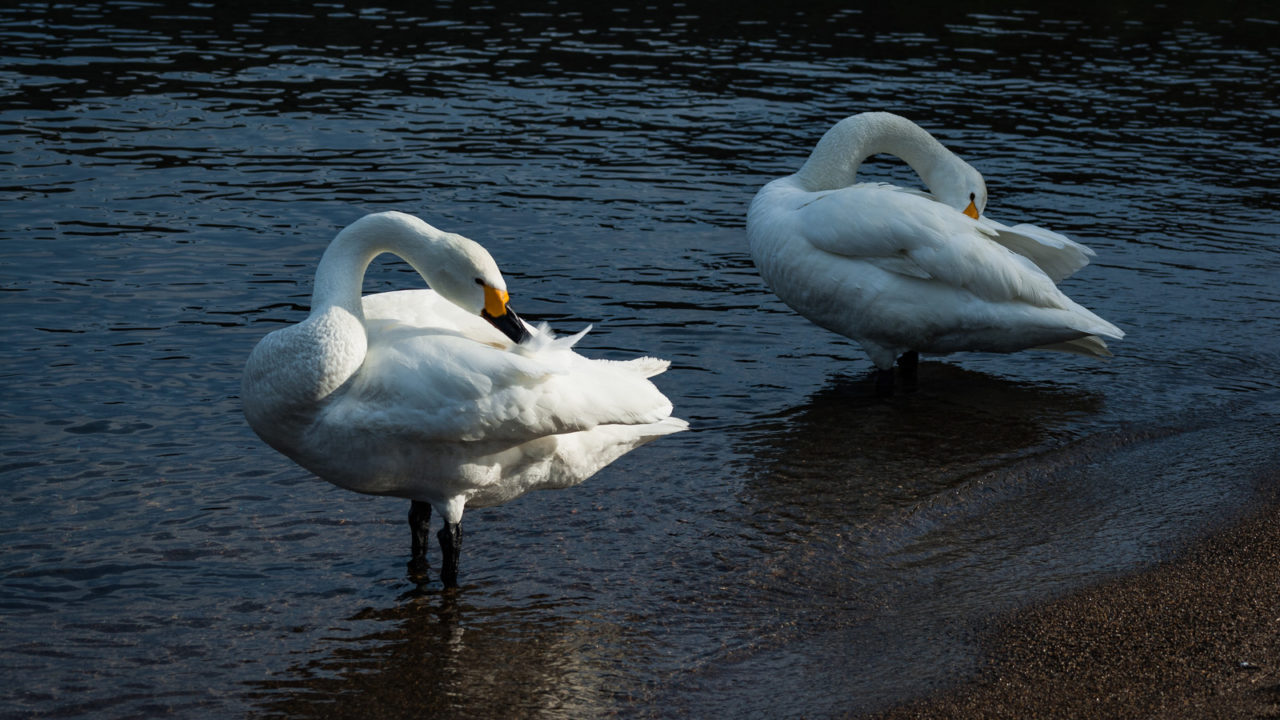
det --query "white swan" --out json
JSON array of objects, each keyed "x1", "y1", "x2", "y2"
[
  {"x1": 747, "y1": 112, "x2": 1124, "y2": 393},
  {"x1": 242, "y1": 211, "x2": 687, "y2": 586}
]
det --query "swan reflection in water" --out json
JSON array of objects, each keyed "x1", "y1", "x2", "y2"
[
  {"x1": 245, "y1": 590, "x2": 624, "y2": 718},
  {"x1": 734, "y1": 363, "x2": 1106, "y2": 558}
]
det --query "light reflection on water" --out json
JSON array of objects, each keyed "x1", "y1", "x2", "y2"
[
  {"x1": 2, "y1": 2, "x2": 1279, "y2": 718},
  {"x1": 246, "y1": 593, "x2": 630, "y2": 719}
]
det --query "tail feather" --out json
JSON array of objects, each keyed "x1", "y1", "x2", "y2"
[
  {"x1": 1061, "y1": 299, "x2": 1125, "y2": 342},
  {"x1": 1035, "y1": 335, "x2": 1113, "y2": 358},
  {"x1": 609, "y1": 356, "x2": 672, "y2": 378},
  {"x1": 639, "y1": 416, "x2": 689, "y2": 439}
]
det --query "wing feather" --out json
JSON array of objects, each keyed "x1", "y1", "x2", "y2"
[
  {"x1": 331, "y1": 290, "x2": 674, "y2": 443},
  {"x1": 977, "y1": 216, "x2": 1096, "y2": 282},
  {"x1": 776, "y1": 182, "x2": 1066, "y2": 308}
]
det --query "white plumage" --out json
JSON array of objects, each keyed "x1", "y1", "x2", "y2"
[
  {"x1": 242, "y1": 211, "x2": 686, "y2": 585},
  {"x1": 747, "y1": 112, "x2": 1123, "y2": 388}
]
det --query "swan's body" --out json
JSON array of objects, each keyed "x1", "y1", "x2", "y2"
[
  {"x1": 747, "y1": 112, "x2": 1123, "y2": 389},
  {"x1": 242, "y1": 211, "x2": 686, "y2": 585}
]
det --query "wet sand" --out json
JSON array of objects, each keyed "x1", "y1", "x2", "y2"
[{"x1": 869, "y1": 486, "x2": 1280, "y2": 719}]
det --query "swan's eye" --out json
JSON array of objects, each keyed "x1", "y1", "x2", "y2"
[
  {"x1": 474, "y1": 278, "x2": 485, "y2": 286},
  {"x1": 969, "y1": 192, "x2": 976, "y2": 201}
]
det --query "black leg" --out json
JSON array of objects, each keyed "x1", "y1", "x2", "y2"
[
  {"x1": 438, "y1": 521, "x2": 463, "y2": 588},
  {"x1": 898, "y1": 351, "x2": 919, "y2": 392},
  {"x1": 408, "y1": 500, "x2": 432, "y2": 578},
  {"x1": 875, "y1": 367, "x2": 895, "y2": 397}
]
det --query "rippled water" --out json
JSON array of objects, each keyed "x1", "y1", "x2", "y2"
[{"x1": 3, "y1": 3, "x2": 1278, "y2": 718}]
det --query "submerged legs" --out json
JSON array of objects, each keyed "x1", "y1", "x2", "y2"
[
  {"x1": 897, "y1": 350, "x2": 919, "y2": 391},
  {"x1": 438, "y1": 522, "x2": 463, "y2": 588},
  {"x1": 408, "y1": 500, "x2": 432, "y2": 577},
  {"x1": 874, "y1": 351, "x2": 920, "y2": 397},
  {"x1": 875, "y1": 367, "x2": 896, "y2": 396}
]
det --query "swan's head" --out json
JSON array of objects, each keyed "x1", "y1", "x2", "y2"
[
  {"x1": 930, "y1": 156, "x2": 988, "y2": 219},
  {"x1": 423, "y1": 230, "x2": 532, "y2": 345}
]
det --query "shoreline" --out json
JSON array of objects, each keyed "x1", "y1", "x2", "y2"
[{"x1": 866, "y1": 487, "x2": 1280, "y2": 719}]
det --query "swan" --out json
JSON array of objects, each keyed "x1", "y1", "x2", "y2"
[
  {"x1": 747, "y1": 112, "x2": 1124, "y2": 393},
  {"x1": 242, "y1": 211, "x2": 687, "y2": 586}
]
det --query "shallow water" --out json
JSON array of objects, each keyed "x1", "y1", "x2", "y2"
[{"x1": 3, "y1": 2, "x2": 1279, "y2": 718}]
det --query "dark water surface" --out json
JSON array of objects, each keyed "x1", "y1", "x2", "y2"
[{"x1": 3, "y1": 2, "x2": 1279, "y2": 718}]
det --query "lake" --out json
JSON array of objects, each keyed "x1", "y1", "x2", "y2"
[{"x1": 2, "y1": 2, "x2": 1278, "y2": 717}]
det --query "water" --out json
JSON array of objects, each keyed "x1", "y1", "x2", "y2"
[{"x1": 3, "y1": 2, "x2": 1279, "y2": 717}]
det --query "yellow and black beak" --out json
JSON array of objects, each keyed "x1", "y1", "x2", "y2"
[
  {"x1": 480, "y1": 285, "x2": 531, "y2": 344},
  {"x1": 963, "y1": 198, "x2": 980, "y2": 219}
]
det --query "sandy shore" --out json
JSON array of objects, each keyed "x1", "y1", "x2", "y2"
[{"x1": 866, "y1": 492, "x2": 1280, "y2": 719}]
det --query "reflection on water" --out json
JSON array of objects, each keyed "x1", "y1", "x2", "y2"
[
  {"x1": 3, "y1": 1, "x2": 1279, "y2": 718},
  {"x1": 247, "y1": 592, "x2": 622, "y2": 720},
  {"x1": 740, "y1": 364, "x2": 1104, "y2": 526}
]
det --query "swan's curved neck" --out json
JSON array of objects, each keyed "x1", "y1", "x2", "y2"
[
  {"x1": 284, "y1": 213, "x2": 453, "y2": 403},
  {"x1": 312, "y1": 231, "x2": 381, "y2": 320},
  {"x1": 310, "y1": 212, "x2": 447, "y2": 319},
  {"x1": 793, "y1": 112, "x2": 961, "y2": 194}
]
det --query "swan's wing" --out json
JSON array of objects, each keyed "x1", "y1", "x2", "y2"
[
  {"x1": 976, "y1": 216, "x2": 1096, "y2": 282},
  {"x1": 334, "y1": 290, "x2": 676, "y2": 443},
  {"x1": 779, "y1": 183, "x2": 1067, "y2": 308}
]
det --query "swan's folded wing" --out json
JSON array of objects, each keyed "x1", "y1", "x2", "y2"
[
  {"x1": 976, "y1": 216, "x2": 1095, "y2": 282},
  {"x1": 336, "y1": 326, "x2": 675, "y2": 444},
  {"x1": 788, "y1": 184, "x2": 1068, "y2": 308}
]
